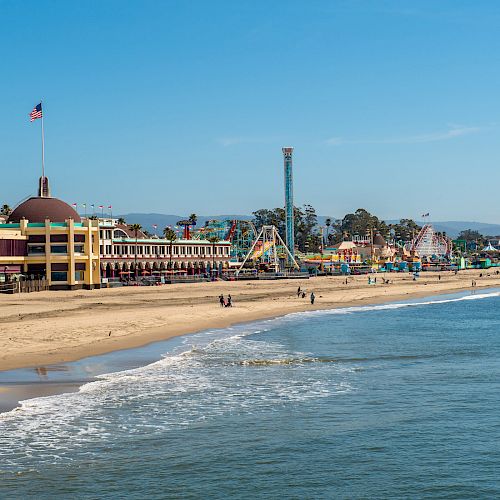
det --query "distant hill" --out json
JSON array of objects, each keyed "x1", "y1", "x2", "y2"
[
  {"x1": 386, "y1": 220, "x2": 500, "y2": 238},
  {"x1": 117, "y1": 213, "x2": 500, "y2": 239},
  {"x1": 115, "y1": 213, "x2": 252, "y2": 231}
]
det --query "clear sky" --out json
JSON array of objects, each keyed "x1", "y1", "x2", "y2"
[{"x1": 1, "y1": 0, "x2": 500, "y2": 221}]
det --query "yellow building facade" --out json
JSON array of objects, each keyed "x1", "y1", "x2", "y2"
[{"x1": 0, "y1": 177, "x2": 100, "y2": 290}]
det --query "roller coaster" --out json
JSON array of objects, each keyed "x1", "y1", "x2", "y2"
[
  {"x1": 405, "y1": 224, "x2": 450, "y2": 257},
  {"x1": 193, "y1": 219, "x2": 257, "y2": 259}
]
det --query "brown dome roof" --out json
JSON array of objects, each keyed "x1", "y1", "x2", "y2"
[
  {"x1": 9, "y1": 197, "x2": 81, "y2": 223},
  {"x1": 373, "y1": 233, "x2": 387, "y2": 246}
]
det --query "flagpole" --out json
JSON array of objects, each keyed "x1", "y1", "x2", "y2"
[{"x1": 41, "y1": 100, "x2": 45, "y2": 180}]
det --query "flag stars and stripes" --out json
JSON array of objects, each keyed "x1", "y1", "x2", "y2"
[{"x1": 30, "y1": 103, "x2": 43, "y2": 122}]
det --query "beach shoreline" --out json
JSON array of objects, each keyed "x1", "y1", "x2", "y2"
[
  {"x1": 0, "y1": 270, "x2": 499, "y2": 373},
  {"x1": 1, "y1": 272, "x2": 499, "y2": 414}
]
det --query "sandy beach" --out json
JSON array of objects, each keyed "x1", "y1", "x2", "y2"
[{"x1": 0, "y1": 269, "x2": 499, "y2": 372}]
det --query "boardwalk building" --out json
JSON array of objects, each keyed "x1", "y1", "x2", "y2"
[{"x1": 98, "y1": 219, "x2": 231, "y2": 278}]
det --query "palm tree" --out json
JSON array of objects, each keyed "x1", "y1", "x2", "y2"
[
  {"x1": 163, "y1": 227, "x2": 177, "y2": 269},
  {"x1": 117, "y1": 217, "x2": 126, "y2": 225},
  {"x1": 207, "y1": 235, "x2": 220, "y2": 276},
  {"x1": 129, "y1": 223, "x2": 142, "y2": 280},
  {"x1": 189, "y1": 213, "x2": 197, "y2": 226},
  {"x1": 1, "y1": 204, "x2": 12, "y2": 216}
]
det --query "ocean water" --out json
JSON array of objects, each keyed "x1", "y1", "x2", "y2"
[{"x1": 1, "y1": 290, "x2": 500, "y2": 499}]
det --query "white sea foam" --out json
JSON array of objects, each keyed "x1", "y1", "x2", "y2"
[{"x1": 0, "y1": 288, "x2": 497, "y2": 468}]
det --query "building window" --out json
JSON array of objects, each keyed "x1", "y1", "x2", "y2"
[
  {"x1": 51, "y1": 245, "x2": 68, "y2": 254},
  {"x1": 75, "y1": 270, "x2": 85, "y2": 281},
  {"x1": 74, "y1": 244, "x2": 84, "y2": 253},
  {"x1": 50, "y1": 234, "x2": 68, "y2": 243},
  {"x1": 28, "y1": 244, "x2": 45, "y2": 255},
  {"x1": 51, "y1": 271, "x2": 68, "y2": 282}
]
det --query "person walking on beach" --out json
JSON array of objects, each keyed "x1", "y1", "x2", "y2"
[
  {"x1": 297, "y1": 286, "x2": 301, "y2": 298},
  {"x1": 310, "y1": 292, "x2": 315, "y2": 305},
  {"x1": 219, "y1": 294, "x2": 225, "y2": 307},
  {"x1": 227, "y1": 294, "x2": 232, "y2": 307},
  {"x1": 301, "y1": 291, "x2": 306, "y2": 299}
]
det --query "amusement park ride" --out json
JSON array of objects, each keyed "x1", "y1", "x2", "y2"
[
  {"x1": 406, "y1": 224, "x2": 450, "y2": 257},
  {"x1": 194, "y1": 219, "x2": 257, "y2": 259},
  {"x1": 236, "y1": 225, "x2": 300, "y2": 274}
]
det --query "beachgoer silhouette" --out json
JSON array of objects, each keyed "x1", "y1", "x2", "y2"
[
  {"x1": 301, "y1": 292, "x2": 306, "y2": 298},
  {"x1": 438, "y1": 275, "x2": 441, "y2": 281},
  {"x1": 297, "y1": 286, "x2": 301, "y2": 297},
  {"x1": 227, "y1": 294, "x2": 232, "y2": 307},
  {"x1": 310, "y1": 292, "x2": 315, "y2": 305},
  {"x1": 219, "y1": 294, "x2": 225, "y2": 307}
]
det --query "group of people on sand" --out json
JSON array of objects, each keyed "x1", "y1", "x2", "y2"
[
  {"x1": 219, "y1": 294, "x2": 232, "y2": 307},
  {"x1": 297, "y1": 286, "x2": 315, "y2": 304}
]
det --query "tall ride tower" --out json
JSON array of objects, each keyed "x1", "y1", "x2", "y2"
[{"x1": 282, "y1": 147, "x2": 295, "y2": 262}]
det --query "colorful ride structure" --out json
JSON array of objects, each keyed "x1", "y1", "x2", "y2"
[
  {"x1": 193, "y1": 219, "x2": 257, "y2": 260},
  {"x1": 406, "y1": 224, "x2": 450, "y2": 257},
  {"x1": 237, "y1": 225, "x2": 299, "y2": 274},
  {"x1": 176, "y1": 219, "x2": 196, "y2": 239}
]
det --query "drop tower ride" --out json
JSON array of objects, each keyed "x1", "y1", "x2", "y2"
[{"x1": 282, "y1": 147, "x2": 295, "y2": 262}]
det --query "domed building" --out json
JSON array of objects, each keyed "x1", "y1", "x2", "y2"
[
  {"x1": 0, "y1": 177, "x2": 100, "y2": 290},
  {"x1": 8, "y1": 197, "x2": 81, "y2": 224}
]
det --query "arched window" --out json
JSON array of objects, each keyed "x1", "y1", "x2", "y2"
[{"x1": 113, "y1": 229, "x2": 128, "y2": 238}]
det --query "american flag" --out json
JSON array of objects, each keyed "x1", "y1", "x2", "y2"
[{"x1": 30, "y1": 103, "x2": 43, "y2": 122}]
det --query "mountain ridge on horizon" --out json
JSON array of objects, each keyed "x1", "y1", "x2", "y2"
[{"x1": 115, "y1": 213, "x2": 500, "y2": 239}]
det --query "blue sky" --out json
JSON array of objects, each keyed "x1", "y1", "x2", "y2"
[{"x1": 1, "y1": 0, "x2": 500, "y2": 221}]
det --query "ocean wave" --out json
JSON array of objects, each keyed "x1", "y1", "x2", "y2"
[
  {"x1": 277, "y1": 290, "x2": 500, "y2": 322},
  {"x1": 1, "y1": 289, "x2": 497, "y2": 432}
]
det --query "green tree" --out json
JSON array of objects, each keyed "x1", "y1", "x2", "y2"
[
  {"x1": 457, "y1": 229, "x2": 484, "y2": 242},
  {"x1": 340, "y1": 208, "x2": 389, "y2": 239},
  {"x1": 129, "y1": 223, "x2": 142, "y2": 280},
  {"x1": 163, "y1": 227, "x2": 177, "y2": 269},
  {"x1": 388, "y1": 219, "x2": 422, "y2": 242},
  {"x1": 117, "y1": 217, "x2": 126, "y2": 225}
]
